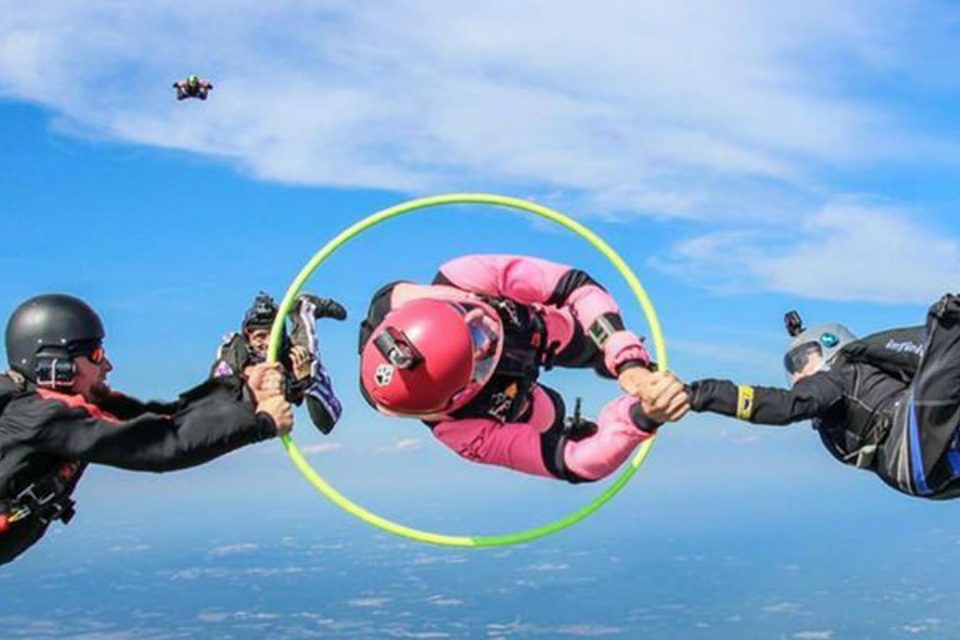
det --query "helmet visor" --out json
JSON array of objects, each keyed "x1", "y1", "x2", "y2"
[
  {"x1": 461, "y1": 303, "x2": 500, "y2": 386},
  {"x1": 784, "y1": 341, "x2": 822, "y2": 376}
]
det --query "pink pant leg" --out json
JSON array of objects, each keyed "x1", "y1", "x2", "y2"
[
  {"x1": 563, "y1": 395, "x2": 652, "y2": 481},
  {"x1": 430, "y1": 386, "x2": 559, "y2": 479}
]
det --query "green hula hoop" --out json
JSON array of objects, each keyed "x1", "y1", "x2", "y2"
[{"x1": 268, "y1": 193, "x2": 668, "y2": 547}]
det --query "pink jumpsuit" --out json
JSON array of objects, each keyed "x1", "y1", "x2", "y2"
[{"x1": 363, "y1": 255, "x2": 654, "y2": 483}]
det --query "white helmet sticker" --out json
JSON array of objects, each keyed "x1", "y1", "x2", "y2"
[{"x1": 375, "y1": 363, "x2": 395, "y2": 387}]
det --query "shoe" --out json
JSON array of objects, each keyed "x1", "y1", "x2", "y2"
[{"x1": 295, "y1": 293, "x2": 347, "y2": 321}]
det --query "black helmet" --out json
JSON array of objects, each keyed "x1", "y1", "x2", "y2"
[
  {"x1": 242, "y1": 292, "x2": 279, "y2": 331},
  {"x1": 5, "y1": 294, "x2": 105, "y2": 382}
]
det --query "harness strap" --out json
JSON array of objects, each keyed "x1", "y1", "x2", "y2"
[{"x1": 0, "y1": 462, "x2": 85, "y2": 533}]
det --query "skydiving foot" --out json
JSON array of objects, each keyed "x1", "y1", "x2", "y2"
[
  {"x1": 295, "y1": 294, "x2": 347, "y2": 321},
  {"x1": 286, "y1": 292, "x2": 345, "y2": 435}
]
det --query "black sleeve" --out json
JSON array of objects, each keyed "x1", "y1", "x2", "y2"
[
  {"x1": 544, "y1": 270, "x2": 645, "y2": 377},
  {"x1": 545, "y1": 269, "x2": 605, "y2": 305},
  {"x1": 358, "y1": 281, "x2": 404, "y2": 354},
  {"x1": 209, "y1": 333, "x2": 251, "y2": 379},
  {"x1": 33, "y1": 378, "x2": 276, "y2": 472},
  {"x1": 435, "y1": 265, "x2": 609, "y2": 310},
  {"x1": 96, "y1": 393, "x2": 179, "y2": 419},
  {"x1": 553, "y1": 312, "x2": 638, "y2": 379},
  {"x1": 689, "y1": 371, "x2": 846, "y2": 426}
]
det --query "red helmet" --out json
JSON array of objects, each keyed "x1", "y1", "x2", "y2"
[{"x1": 361, "y1": 298, "x2": 502, "y2": 416}]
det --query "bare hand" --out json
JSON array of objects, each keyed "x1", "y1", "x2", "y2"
[
  {"x1": 246, "y1": 362, "x2": 284, "y2": 404},
  {"x1": 618, "y1": 366, "x2": 653, "y2": 397},
  {"x1": 641, "y1": 371, "x2": 691, "y2": 423},
  {"x1": 257, "y1": 395, "x2": 293, "y2": 435},
  {"x1": 289, "y1": 345, "x2": 313, "y2": 381}
]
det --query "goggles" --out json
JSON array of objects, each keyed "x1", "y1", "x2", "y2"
[
  {"x1": 86, "y1": 346, "x2": 106, "y2": 365},
  {"x1": 783, "y1": 341, "x2": 822, "y2": 376},
  {"x1": 66, "y1": 340, "x2": 105, "y2": 365},
  {"x1": 444, "y1": 302, "x2": 502, "y2": 411},
  {"x1": 462, "y1": 304, "x2": 500, "y2": 384}
]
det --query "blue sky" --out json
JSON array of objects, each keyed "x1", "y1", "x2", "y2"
[{"x1": 3, "y1": 3, "x2": 960, "y2": 635}]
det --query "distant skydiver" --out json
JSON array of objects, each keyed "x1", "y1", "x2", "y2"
[
  {"x1": 0, "y1": 294, "x2": 293, "y2": 566},
  {"x1": 212, "y1": 292, "x2": 346, "y2": 435},
  {"x1": 645, "y1": 296, "x2": 960, "y2": 499},
  {"x1": 173, "y1": 75, "x2": 213, "y2": 100},
  {"x1": 358, "y1": 254, "x2": 689, "y2": 483}
]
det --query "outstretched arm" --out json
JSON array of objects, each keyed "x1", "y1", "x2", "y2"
[
  {"x1": 35, "y1": 377, "x2": 280, "y2": 472},
  {"x1": 435, "y1": 255, "x2": 649, "y2": 376},
  {"x1": 688, "y1": 371, "x2": 846, "y2": 426}
]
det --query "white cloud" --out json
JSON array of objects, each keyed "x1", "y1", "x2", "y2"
[
  {"x1": 654, "y1": 200, "x2": 960, "y2": 304},
  {"x1": 347, "y1": 597, "x2": 391, "y2": 608},
  {"x1": 902, "y1": 618, "x2": 941, "y2": 634},
  {"x1": 411, "y1": 554, "x2": 469, "y2": 566},
  {"x1": 299, "y1": 442, "x2": 344, "y2": 455},
  {"x1": 555, "y1": 625, "x2": 625, "y2": 637},
  {"x1": 794, "y1": 632, "x2": 834, "y2": 640},
  {"x1": 106, "y1": 544, "x2": 152, "y2": 553},
  {"x1": 0, "y1": 2, "x2": 953, "y2": 220},
  {"x1": 485, "y1": 621, "x2": 624, "y2": 637},
  {"x1": 762, "y1": 601, "x2": 803, "y2": 614},
  {"x1": 375, "y1": 438, "x2": 423, "y2": 454},
  {"x1": 209, "y1": 542, "x2": 259, "y2": 557},
  {"x1": 425, "y1": 595, "x2": 464, "y2": 607},
  {"x1": 525, "y1": 562, "x2": 570, "y2": 572}
]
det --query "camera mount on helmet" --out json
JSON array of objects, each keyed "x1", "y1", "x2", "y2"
[
  {"x1": 784, "y1": 310, "x2": 805, "y2": 337},
  {"x1": 374, "y1": 327, "x2": 423, "y2": 370},
  {"x1": 5, "y1": 294, "x2": 106, "y2": 388},
  {"x1": 243, "y1": 292, "x2": 279, "y2": 331}
]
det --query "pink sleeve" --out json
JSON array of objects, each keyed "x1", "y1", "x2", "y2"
[
  {"x1": 438, "y1": 254, "x2": 571, "y2": 305},
  {"x1": 439, "y1": 255, "x2": 649, "y2": 373},
  {"x1": 563, "y1": 395, "x2": 653, "y2": 481},
  {"x1": 438, "y1": 254, "x2": 621, "y2": 327},
  {"x1": 431, "y1": 390, "x2": 654, "y2": 482}
]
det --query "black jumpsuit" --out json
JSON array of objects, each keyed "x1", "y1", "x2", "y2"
[
  {"x1": 0, "y1": 374, "x2": 276, "y2": 565},
  {"x1": 690, "y1": 294, "x2": 960, "y2": 499}
]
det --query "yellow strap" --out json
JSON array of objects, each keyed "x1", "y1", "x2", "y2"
[{"x1": 736, "y1": 385, "x2": 755, "y2": 421}]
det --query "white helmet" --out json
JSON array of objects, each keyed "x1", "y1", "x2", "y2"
[{"x1": 783, "y1": 310, "x2": 856, "y2": 379}]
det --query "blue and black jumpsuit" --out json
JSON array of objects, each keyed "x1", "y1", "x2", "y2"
[{"x1": 689, "y1": 294, "x2": 960, "y2": 499}]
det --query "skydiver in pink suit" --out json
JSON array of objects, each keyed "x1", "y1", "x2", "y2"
[{"x1": 358, "y1": 255, "x2": 689, "y2": 483}]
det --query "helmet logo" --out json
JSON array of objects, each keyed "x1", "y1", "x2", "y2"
[
  {"x1": 374, "y1": 363, "x2": 395, "y2": 387},
  {"x1": 820, "y1": 333, "x2": 839, "y2": 348}
]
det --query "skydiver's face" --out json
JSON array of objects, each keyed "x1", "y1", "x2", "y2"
[
  {"x1": 789, "y1": 350, "x2": 824, "y2": 385},
  {"x1": 72, "y1": 350, "x2": 113, "y2": 403},
  {"x1": 245, "y1": 328, "x2": 271, "y2": 356}
]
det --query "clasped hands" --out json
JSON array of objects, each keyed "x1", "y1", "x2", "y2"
[
  {"x1": 245, "y1": 363, "x2": 294, "y2": 435},
  {"x1": 618, "y1": 366, "x2": 690, "y2": 425}
]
